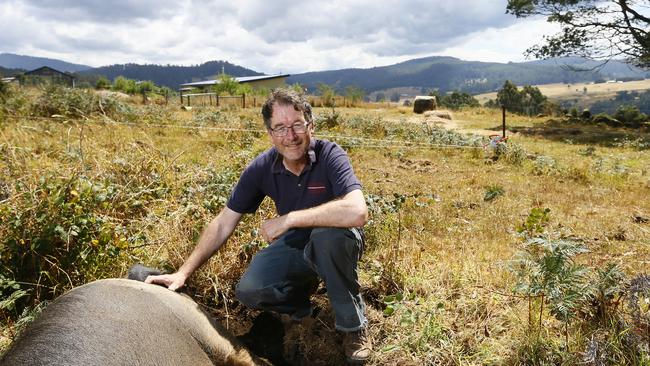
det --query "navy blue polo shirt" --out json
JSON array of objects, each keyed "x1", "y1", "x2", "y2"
[{"x1": 227, "y1": 139, "x2": 362, "y2": 216}]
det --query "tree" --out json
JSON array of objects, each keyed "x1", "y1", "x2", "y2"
[
  {"x1": 136, "y1": 80, "x2": 156, "y2": 94},
  {"x1": 290, "y1": 83, "x2": 305, "y2": 95},
  {"x1": 507, "y1": 0, "x2": 650, "y2": 68},
  {"x1": 317, "y1": 83, "x2": 336, "y2": 107},
  {"x1": 213, "y1": 74, "x2": 240, "y2": 96},
  {"x1": 496, "y1": 81, "x2": 552, "y2": 115},
  {"x1": 497, "y1": 80, "x2": 522, "y2": 111},
  {"x1": 95, "y1": 77, "x2": 111, "y2": 90},
  {"x1": 520, "y1": 85, "x2": 548, "y2": 115},
  {"x1": 440, "y1": 91, "x2": 480, "y2": 110},
  {"x1": 344, "y1": 85, "x2": 365, "y2": 105},
  {"x1": 113, "y1": 76, "x2": 137, "y2": 94}
]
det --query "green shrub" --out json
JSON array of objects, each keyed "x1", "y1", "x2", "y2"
[
  {"x1": 532, "y1": 155, "x2": 556, "y2": 175},
  {"x1": 95, "y1": 77, "x2": 111, "y2": 90},
  {"x1": 502, "y1": 143, "x2": 527, "y2": 166},
  {"x1": 0, "y1": 177, "x2": 127, "y2": 315},
  {"x1": 0, "y1": 83, "x2": 29, "y2": 120},
  {"x1": 614, "y1": 105, "x2": 648, "y2": 128},
  {"x1": 591, "y1": 113, "x2": 622, "y2": 127},
  {"x1": 0, "y1": 160, "x2": 170, "y2": 318}
]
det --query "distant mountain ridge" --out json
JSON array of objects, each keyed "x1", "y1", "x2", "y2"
[
  {"x1": 287, "y1": 56, "x2": 650, "y2": 95},
  {"x1": 1, "y1": 52, "x2": 647, "y2": 94},
  {"x1": 523, "y1": 57, "x2": 647, "y2": 79},
  {"x1": 0, "y1": 53, "x2": 91, "y2": 72}
]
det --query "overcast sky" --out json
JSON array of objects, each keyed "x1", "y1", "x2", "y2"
[{"x1": 0, "y1": 0, "x2": 559, "y2": 74}]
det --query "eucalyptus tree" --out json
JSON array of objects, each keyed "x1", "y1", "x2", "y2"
[{"x1": 507, "y1": 0, "x2": 650, "y2": 68}]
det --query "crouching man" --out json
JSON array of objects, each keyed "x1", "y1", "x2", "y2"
[{"x1": 146, "y1": 88, "x2": 371, "y2": 364}]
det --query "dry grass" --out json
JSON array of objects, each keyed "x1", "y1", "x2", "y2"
[{"x1": 1, "y1": 90, "x2": 649, "y2": 365}]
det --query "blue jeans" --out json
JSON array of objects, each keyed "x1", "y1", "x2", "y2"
[{"x1": 235, "y1": 227, "x2": 367, "y2": 331}]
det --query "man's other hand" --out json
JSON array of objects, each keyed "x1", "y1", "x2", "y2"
[
  {"x1": 261, "y1": 215, "x2": 291, "y2": 242},
  {"x1": 144, "y1": 272, "x2": 187, "y2": 291}
]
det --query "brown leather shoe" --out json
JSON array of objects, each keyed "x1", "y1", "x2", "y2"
[{"x1": 343, "y1": 328, "x2": 372, "y2": 364}]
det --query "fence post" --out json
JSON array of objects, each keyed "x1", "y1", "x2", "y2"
[
  {"x1": 209, "y1": 94, "x2": 212, "y2": 106},
  {"x1": 242, "y1": 93, "x2": 246, "y2": 108},
  {"x1": 179, "y1": 90, "x2": 183, "y2": 105},
  {"x1": 217, "y1": 95, "x2": 220, "y2": 107},
  {"x1": 188, "y1": 95, "x2": 191, "y2": 107},
  {"x1": 502, "y1": 106, "x2": 506, "y2": 138}
]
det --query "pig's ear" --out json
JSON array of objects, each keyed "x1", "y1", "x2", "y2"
[{"x1": 127, "y1": 263, "x2": 163, "y2": 282}]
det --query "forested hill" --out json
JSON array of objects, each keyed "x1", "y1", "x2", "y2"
[
  {"x1": 0, "y1": 66, "x2": 23, "y2": 77},
  {"x1": 81, "y1": 61, "x2": 263, "y2": 88},
  {"x1": 287, "y1": 56, "x2": 643, "y2": 95},
  {"x1": 0, "y1": 53, "x2": 91, "y2": 73}
]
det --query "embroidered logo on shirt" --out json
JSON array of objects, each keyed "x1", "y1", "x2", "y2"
[{"x1": 307, "y1": 184, "x2": 327, "y2": 194}]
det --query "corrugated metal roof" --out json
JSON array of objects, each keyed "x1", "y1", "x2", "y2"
[
  {"x1": 24, "y1": 66, "x2": 74, "y2": 77},
  {"x1": 180, "y1": 74, "x2": 290, "y2": 87}
]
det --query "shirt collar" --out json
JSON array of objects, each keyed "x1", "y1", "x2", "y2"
[{"x1": 271, "y1": 139, "x2": 317, "y2": 175}]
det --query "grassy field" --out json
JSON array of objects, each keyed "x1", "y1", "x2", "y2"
[
  {"x1": 1, "y1": 87, "x2": 650, "y2": 365},
  {"x1": 474, "y1": 79, "x2": 650, "y2": 105}
]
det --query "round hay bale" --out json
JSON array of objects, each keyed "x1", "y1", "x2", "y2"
[
  {"x1": 413, "y1": 96, "x2": 437, "y2": 114},
  {"x1": 424, "y1": 110, "x2": 453, "y2": 120}
]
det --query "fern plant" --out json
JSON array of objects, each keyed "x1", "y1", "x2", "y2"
[{"x1": 511, "y1": 236, "x2": 591, "y2": 347}]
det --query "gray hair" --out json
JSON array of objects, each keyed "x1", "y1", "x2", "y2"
[{"x1": 261, "y1": 88, "x2": 313, "y2": 129}]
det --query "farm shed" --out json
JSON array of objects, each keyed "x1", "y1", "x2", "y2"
[
  {"x1": 18, "y1": 66, "x2": 75, "y2": 87},
  {"x1": 180, "y1": 74, "x2": 290, "y2": 92}
]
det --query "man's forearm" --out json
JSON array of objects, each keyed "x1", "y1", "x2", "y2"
[{"x1": 287, "y1": 189, "x2": 368, "y2": 229}]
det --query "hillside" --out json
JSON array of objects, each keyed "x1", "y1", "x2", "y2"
[
  {"x1": 287, "y1": 56, "x2": 636, "y2": 95},
  {"x1": 81, "y1": 61, "x2": 263, "y2": 89},
  {"x1": 3, "y1": 52, "x2": 648, "y2": 95},
  {"x1": 523, "y1": 57, "x2": 648, "y2": 79},
  {"x1": 474, "y1": 79, "x2": 650, "y2": 108},
  {"x1": 0, "y1": 53, "x2": 91, "y2": 72}
]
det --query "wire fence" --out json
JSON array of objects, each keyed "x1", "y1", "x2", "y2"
[{"x1": 5, "y1": 114, "x2": 487, "y2": 151}]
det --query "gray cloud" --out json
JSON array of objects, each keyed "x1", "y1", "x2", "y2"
[
  {"x1": 24, "y1": 0, "x2": 177, "y2": 23},
  {"x1": 233, "y1": 0, "x2": 515, "y2": 53},
  {"x1": 0, "y1": 0, "x2": 549, "y2": 73}
]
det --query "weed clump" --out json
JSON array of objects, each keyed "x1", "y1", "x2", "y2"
[
  {"x1": 532, "y1": 155, "x2": 556, "y2": 175},
  {"x1": 0, "y1": 84, "x2": 29, "y2": 121},
  {"x1": 0, "y1": 176, "x2": 135, "y2": 316},
  {"x1": 32, "y1": 85, "x2": 133, "y2": 120}
]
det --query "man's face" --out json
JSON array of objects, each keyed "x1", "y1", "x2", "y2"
[{"x1": 268, "y1": 103, "x2": 313, "y2": 164}]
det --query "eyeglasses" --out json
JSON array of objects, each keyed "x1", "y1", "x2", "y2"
[{"x1": 269, "y1": 121, "x2": 311, "y2": 137}]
